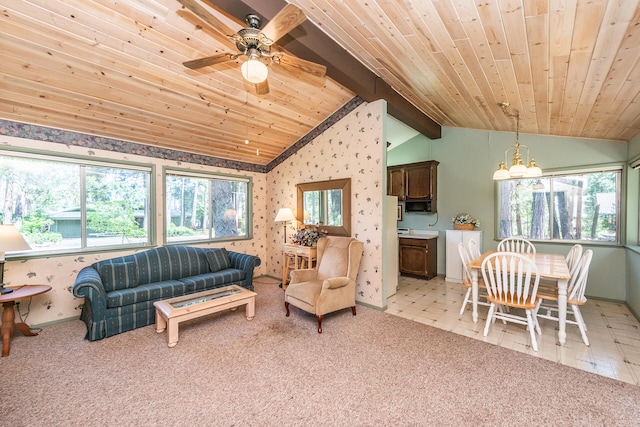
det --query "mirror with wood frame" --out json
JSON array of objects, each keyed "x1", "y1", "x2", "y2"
[{"x1": 296, "y1": 178, "x2": 351, "y2": 237}]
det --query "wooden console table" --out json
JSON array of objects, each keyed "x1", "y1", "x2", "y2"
[
  {"x1": 0, "y1": 284, "x2": 52, "y2": 357},
  {"x1": 282, "y1": 244, "x2": 317, "y2": 289}
]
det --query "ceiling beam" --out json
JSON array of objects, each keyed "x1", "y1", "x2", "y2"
[{"x1": 206, "y1": 0, "x2": 442, "y2": 140}]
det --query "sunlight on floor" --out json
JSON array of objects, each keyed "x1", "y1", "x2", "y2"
[{"x1": 385, "y1": 275, "x2": 640, "y2": 386}]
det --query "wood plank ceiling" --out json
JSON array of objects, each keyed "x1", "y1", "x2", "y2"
[{"x1": 1, "y1": 0, "x2": 639, "y2": 167}]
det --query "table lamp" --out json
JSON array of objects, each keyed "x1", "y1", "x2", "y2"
[
  {"x1": 0, "y1": 224, "x2": 32, "y2": 294},
  {"x1": 274, "y1": 208, "x2": 296, "y2": 243}
]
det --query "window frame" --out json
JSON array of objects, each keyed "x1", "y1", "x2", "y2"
[
  {"x1": 163, "y1": 167, "x2": 253, "y2": 244},
  {"x1": 494, "y1": 163, "x2": 624, "y2": 246},
  {"x1": 0, "y1": 147, "x2": 155, "y2": 259}
]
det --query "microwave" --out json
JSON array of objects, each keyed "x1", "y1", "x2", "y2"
[{"x1": 405, "y1": 200, "x2": 433, "y2": 213}]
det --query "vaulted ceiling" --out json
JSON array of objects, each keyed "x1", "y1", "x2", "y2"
[{"x1": 2, "y1": 0, "x2": 639, "y2": 167}]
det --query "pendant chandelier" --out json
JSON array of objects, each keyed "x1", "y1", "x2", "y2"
[{"x1": 493, "y1": 103, "x2": 542, "y2": 180}]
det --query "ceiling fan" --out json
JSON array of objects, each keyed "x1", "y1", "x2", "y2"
[{"x1": 177, "y1": 0, "x2": 327, "y2": 94}]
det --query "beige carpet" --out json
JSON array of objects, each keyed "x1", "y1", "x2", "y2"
[{"x1": 2, "y1": 277, "x2": 639, "y2": 426}]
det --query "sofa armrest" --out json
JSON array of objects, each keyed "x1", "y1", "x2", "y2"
[
  {"x1": 227, "y1": 251, "x2": 261, "y2": 290},
  {"x1": 72, "y1": 266, "x2": 108, "y2": 312}
]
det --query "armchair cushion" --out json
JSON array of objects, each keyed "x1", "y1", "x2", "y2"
[
  {"x1": 287, "y1": 280, "x2": 323, "y2": 307},
  {"x1": 316, "y1": 239, "x2": 352, "y2": 280}
]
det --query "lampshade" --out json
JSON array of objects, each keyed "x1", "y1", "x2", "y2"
[
  {"x1": 508, "y1": 162, "x2": 528, "y2": 178},
  {"x1": 241, "y1": 57, "x2": 268, "y2": 84},
  {"x1": 0, "y1": 224, "x2": 31, "y2": 261},
  {"x1": 525, "y1": 159, "x2": 542, "y2": 178},
  {"x1": 492, "y1": 162, "x2": 510, "y2": 180},
  {"x1": 274, "y1": 208, "x2": 295, "y2": 222}
]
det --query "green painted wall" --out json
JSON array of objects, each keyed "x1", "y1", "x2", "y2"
[
  {"x1": 626, "y1": 133, "x2": 640, "y2": 316},
  {"x1": 387, "y1": 125, "x2": 628, "y2": 301}
]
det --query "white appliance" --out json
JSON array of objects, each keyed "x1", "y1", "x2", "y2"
[
  {"x1": 383, "y1": 195, "x2": 399, "y2": 298},
  {"x1": 445, "y1": 229, "x2": 483, "y2": 283}
]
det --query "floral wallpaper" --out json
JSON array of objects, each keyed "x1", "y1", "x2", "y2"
[
  {"x1": 267, "y1": 100, "x2": 388, "y2": 308},
  {"x1": 0, "y1": 133, "x2": 267, "y2": 326},
  {"x1": 0, "y1": 97, "x2": 389, "y2": 328}
]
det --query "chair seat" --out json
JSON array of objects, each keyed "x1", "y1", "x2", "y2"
[
  {"x1": 286, "y1": 280, "x2": 323, "y2": 306},
  {"x1": 536, "y1": 286, "x2": 587, "y2": 306},
  {"x1": 462, "y1": 278, "x2": 486, "y2": 288},
  {"x1": 486, "y1": 294, "x2": 540, "y2": 310}
]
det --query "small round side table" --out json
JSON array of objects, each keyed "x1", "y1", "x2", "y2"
[{"x1": 0, "y1": 285, "x2": 51, "y2": 357}]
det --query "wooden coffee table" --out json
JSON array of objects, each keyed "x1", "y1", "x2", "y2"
[
  {"x1": 153, "y1": 285, "x2": 256, "y2": 347},
  {"x1": 0, "y1": 284, "x2": 52, "y2": 357}
]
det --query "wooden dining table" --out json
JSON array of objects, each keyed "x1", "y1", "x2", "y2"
[{"x1": 468, "y1": 250, "x2": 572, "y2": 345}]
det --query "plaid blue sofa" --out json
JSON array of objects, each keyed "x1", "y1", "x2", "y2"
[{"x1": 72, "y1": 245, "x2": 261, "y2": 341}]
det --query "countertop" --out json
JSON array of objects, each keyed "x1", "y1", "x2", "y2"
[{"x1": 397, "y1": 229, "x2": 439, "y2": 239}]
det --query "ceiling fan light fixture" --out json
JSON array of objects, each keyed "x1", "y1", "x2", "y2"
[{"x1": 241, "y1": 56, "x2": 268, "y2": 84}]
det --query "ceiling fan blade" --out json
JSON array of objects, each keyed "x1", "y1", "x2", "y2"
[
  {"x1": 278, "y1": 54, "x2": 326, "y2": 79},
  {"x1": 255, "y1": 80, "x2": 269, "y2": 95},
  {"x1": 177, "y1": 0, "x2": 240, "y2": 37},
  {"x1": 261, "y1": 4, "x2": 307, "y2": 43},
  {"x1": 183, "y1": 53, "x2": 233, "y2": 70}
]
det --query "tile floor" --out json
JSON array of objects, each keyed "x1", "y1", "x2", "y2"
[{"x1": 385, "y1": 275, "x2": 640, "y2": 386}]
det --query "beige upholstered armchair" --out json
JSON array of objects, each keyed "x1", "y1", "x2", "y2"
[{"x1": 284, "y1": 236, "x2": 364, "y2": 333}]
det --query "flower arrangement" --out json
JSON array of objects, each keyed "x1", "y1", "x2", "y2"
[
  {"x1": 291, "y1": 225, "x2": 329, "y2": 246},
  {"x1": 452, "y1": 213, "x2": 480, "y2": 229}
]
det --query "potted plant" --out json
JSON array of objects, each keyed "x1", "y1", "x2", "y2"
[
  {"x1": 452, "y1": 213, "x2": 480, "y2": 230},
  {"x1": 291, "y1": 225, "x2": 329, "y2": 246}
]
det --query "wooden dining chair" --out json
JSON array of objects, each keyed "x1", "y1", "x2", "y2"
[
  {"x1": 540, "y1": 244, "x2": 583, "y2": 289},
  {"x1": 565, "y1": 244, "x2": 583, "y2": 276},
  {"x1": 457, "y1": 242, "x2": 489, "y2": 316},
  {"x1": 481, "y1": 252, "x2": 542, "y2": 351},
  {"x1": 467, "y1": 238, "x2": 481, "y2": 260},
  {"x1": 536, "y1": 249, "x2": 593, "y2": 346},
  {"x1": 497, "y1": 237, "x2": 536, "y2": 254}
]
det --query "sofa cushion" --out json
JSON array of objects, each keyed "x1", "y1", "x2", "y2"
[
  {"x1": 105, "y1": 279, "x2": 187, "y2": 308},
  {"x1": 131, "y1": 246, "x2": 211, "y2": 284},
  {"x1": 205, "y1": 248, "x2": 231, "y2": 272},
  {"x1": 180, "y1": 269, "x2": 245, "y2": 293},
  {"x1": 100, "y1": 262, "x2": 139, "y2": 292}
]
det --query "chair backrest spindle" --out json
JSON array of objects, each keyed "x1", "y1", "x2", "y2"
[{"x1": 497, "y1": 237, "x2": 536, "y2": 254}]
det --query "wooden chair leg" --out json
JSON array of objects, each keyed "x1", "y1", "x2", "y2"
[
  {"x1": 351, "y1": 306, "x2": 357, "y2": 316},
  {"x1": 316, "y1": 315, "x2": 323, "y2": 333},
  {"x1": 285, "y1": 301, "x2": 290, "y2": 317}
]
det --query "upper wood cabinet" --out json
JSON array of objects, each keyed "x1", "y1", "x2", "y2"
[{"x1": 387, "y1": 160, "x2": 438, "y2": 205}]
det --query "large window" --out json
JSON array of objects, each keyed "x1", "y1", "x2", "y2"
[
  {"x1": 496, "y1": 167, "x2": 621, "y2": 244},
  {"x1": 0, "y1": 152, "x2": 152, "y2": 254},
  {"x1": 165, "y1": 170, "x2": 250, "y2": 243}
]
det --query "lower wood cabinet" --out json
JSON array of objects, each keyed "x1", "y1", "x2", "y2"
[{"x1": 399, "y1": 237, "x2": 437, "y2": 279}]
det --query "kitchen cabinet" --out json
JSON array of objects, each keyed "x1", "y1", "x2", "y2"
[
  {"x1": 399, "y1": 237, "x2": 437, "y2": 279},
  {"x1": 445, "y1": 230, "x2": 483, "y2": 283},
  {"x1": 387, "y1": 161, "x2": 438, "y2": 211}
]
